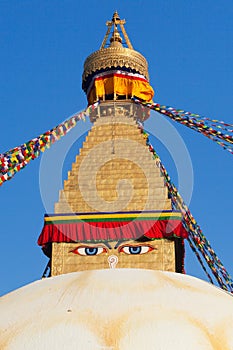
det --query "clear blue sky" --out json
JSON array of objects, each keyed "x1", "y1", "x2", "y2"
[{"x1": 0, "y1": 0, "x2": 233, "y2": 296}]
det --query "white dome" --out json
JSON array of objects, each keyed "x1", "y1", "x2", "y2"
[{"x1": 1, "y1": 269, "x2": 233, "y2": 349}]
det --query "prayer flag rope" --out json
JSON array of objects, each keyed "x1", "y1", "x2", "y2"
[
  {"x1": 187, "y1": 236, "x2": 214, "y2": 285},
  {"x1": 132, "y1": 98, "x2": 233, "y2": 155},
  {"x1": 0, "y1": 102, "x2": 99, "y2": 186},
  {"x1": 138, "y1": 123, "x2": 233, "y2": 293}
]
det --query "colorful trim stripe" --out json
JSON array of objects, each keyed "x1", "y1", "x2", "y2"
[{"x1": 44, "y1": 211, "x2": 182, "y2": 224}]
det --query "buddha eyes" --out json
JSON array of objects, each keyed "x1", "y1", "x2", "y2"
[
  {"x1": 70, "y1": 244, "x2": 154, "y2": 256},
  {"x1": 119, "y1": 245, "x2": 154, "y2": 255},
  {"x1": 71, "y1": 246, "x2": 107, "y2": 256}
]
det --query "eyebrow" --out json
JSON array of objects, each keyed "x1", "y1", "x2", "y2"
[
  {"x1": 75, "y1": 241, "x2": 112, "y2": 249},
  {"x1": 114, "y1": 240, "x2": 124, "y2": 249},
  {"x1": 104, "y1": 241, "x2": 112, "y2": 249}
]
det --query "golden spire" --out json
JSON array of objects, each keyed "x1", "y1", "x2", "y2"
[
  {"x1": 101, "y1": 11, "x2": 133, "y2": 49},
  {"x1": 82, "y1": 12, "x2": 149, "y2": 82},
  {"x1": 82, "y1": 12, "x2": 154, "y2": 106}
]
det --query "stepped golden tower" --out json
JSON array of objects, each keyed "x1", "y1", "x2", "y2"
[{"x1": 38, "y1": 12, "x2": 187, "y2": 276}]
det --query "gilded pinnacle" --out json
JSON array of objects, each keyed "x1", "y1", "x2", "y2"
[
  {"x1": 82, "y1": 12, "x2": 151, "y2": 101},
  {"x1": 103, "y1": 11, "x2": 132, "y2": 49}
]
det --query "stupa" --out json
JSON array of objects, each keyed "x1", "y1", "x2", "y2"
[
  {"x1": 38, "y1": 11, "x2": 188, "y2": 277},
  {"x1": 1, "y1": 12, "x2": 233, "y2": 350}
]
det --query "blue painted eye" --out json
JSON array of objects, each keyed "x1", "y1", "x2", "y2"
[
  {"x1": 71, "y1": 246, "x2": 107, "y2": 256},
  {"x1": 85, "y1": 247, "x2": 98, "y2": 255},
  {"x1": 128, "y1": 246, "x2": 142, "y2": 254},
  {"x1": 119, "y1": 245, "x2": 153, "y2": 255}
]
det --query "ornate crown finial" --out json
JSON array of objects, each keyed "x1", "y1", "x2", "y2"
[
  {"x1": 101, "y1": 11, "x2": 133, "y2": 49},
  {"x1": 82, "y1": 12, "x2": 154, "y2": 107}
]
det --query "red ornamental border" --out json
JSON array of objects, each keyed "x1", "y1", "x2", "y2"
[{"x1": 38, "y1": 219, "x2": 188, "y2": 245}]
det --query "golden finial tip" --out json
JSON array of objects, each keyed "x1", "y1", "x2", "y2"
[{"x1": 112, "y1": 11, "x2": 120, "y2": 22}]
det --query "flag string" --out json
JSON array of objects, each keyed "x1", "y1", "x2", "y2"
[
  {"x1": 132, "y1": 97, "x2": 233, "y2": 154},
  {"x1": 0, "y1": 102, "x2": 99, "y2": 186},
  {"x1": 138, "y1": 122, "x2": 233, "y2": 293}
]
